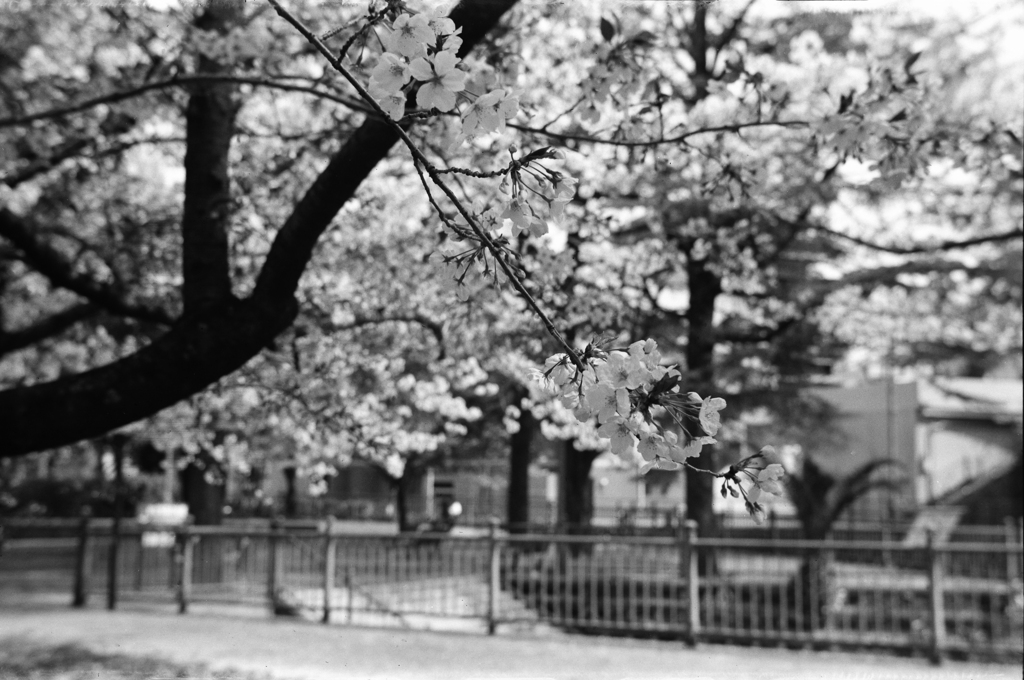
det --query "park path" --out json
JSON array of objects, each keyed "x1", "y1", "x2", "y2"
[{"x1": 0, "y1": 604, "x2": 1020, "y2": 680}]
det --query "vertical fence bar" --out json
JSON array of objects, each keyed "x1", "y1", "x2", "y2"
[
  {"x1": 1005, "y1": 516, "x2": 1021, "y2": 585},
  {"x1": 323, "y1": 518, "x2": 336, "y2": 624},
  {"x1": 72, "y1": 515, "x2": 90, "y2": 607},
  {"x1": 135, "y1": 532, "x2": 144, "y2": 592},
  {"x1": 927, "y1": 529, "x2": 945, "y2": 665},
  {"x1": 106, "y1": 526, "x2": 118, "y2": 611},
  {"x1": 488, "y1": 519, "x2": 500, "y2": 634},
  {"x1": 683, "y1": 520, "x2": 700, "y2": 645},
  {"x1": 345, "y1": 563, "x2": 354, "y2": 623},
  {"x1": 882, "y1": 524, "x2": 893, "y2": 567},
  {"x1": 1018, "y1": 518, "x2": 1024, "y2": 583},
  {"x1": 823, "y1": 545, "x2": 836, "y2": 640},
  {"x1": 106, "y1": 447, "x2": 124, "y2": 611},
  {"x1": 809, "y1": 549, "x2": 821, "y2": 635},
  {"x1": 267, "y1": 520, "x2": 280, "y2": 613},
  {"x1": 178, "y1": 531, "x2": 194, "y2": 614}
]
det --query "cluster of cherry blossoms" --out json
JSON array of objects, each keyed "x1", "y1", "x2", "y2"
[
  {"x1": 538, "y1": 338, "x2": 786, "y2": 524},
  {"x1": 359, "y1": 7, "x2": 581, "y2": 302},
  {"x1": 430, "y1": 146, "x2": 578, "y2": 300},
  {"x1": 497, "y1": 146, "x2": 578, "y2": 238},
  {"x1": 366, "y1": 9, "x2": 518, "y2": 144},
  {"x1": 719, "y1": 450, "x2": 786, "y2": 524},
  {"x1": 539, "y1": 339, "x2": 719, "y2": 470}
]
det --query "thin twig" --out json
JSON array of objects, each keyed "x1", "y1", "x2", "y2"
[
  {"x1": 411, "y1": 160, "x2": 475, "y2": 241},
  {"x1": 435, "y1": 164, "x2": 511, "y2": 178}
]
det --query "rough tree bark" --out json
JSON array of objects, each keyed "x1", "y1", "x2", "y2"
[{"x1": 0, "y1": 0, "x2": 518, "y2": 458}]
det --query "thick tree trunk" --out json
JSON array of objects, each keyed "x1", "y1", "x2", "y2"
[
  {"x1": 560, "y1": 441, "x2": 599, "y2": 532},
  {"x1": 676, "y1": 0, "x2": 721, "y2": 540},
  {"x1": 180, "y1": 0, "x2": 242, "y2": 316},
  {"x1": 395, "y1": 476, "x2": 413, "y2": 533},
  {"x1": 507, "y1": 392, "x2": 534, "y2": 533},
  {"x1": 282, "y1": 466, "x2": 297, "y2": 518},
  {"x1": 683, "y1": 254, "x2": 722, "y2": 537},
  {"x1": 0, "y1": 0, "x2": 519, "y2": 458},
  {"x1": 179, "y1": 451, "x2": 225, "y2": 526}
]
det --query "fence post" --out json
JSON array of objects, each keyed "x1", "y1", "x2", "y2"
[
  {"x1": 135, "y1": 532, "x2": 145, "y2": 592},
  {"x1": 823, "y1": 544, "x2": 837, "y2": 639},
  {"x1": 72, "y1": 515, "x2": 90, "y2": 607},
  {"x1": 106, "y1": 446, "x2": 125, "y2": 611},
  {"x1": 487, "y1": 518, "x2": 501, "y2": 635},
  {"x1": 346, "y1": 565, "x2": 354, "y2": 623},
  {"x1": 926, "y1": 528, "x2": 945, "y2": 665},
  {"x1": 267, "y1": 519, "x2": 281, "y2": 613},
  {"x1": 106, "y1": 522, "x2": 118, "y2": 611},
  {"x1": 882, "y1": 524, "x2": 893, "y2": 567},
  {"x1": 177, "y1": 530, "x2": 193, "y2": 614},
  {"x1": 680, "y1": 519, "x2": 700, "y2": 646},
  {"x1": 1005, "y1": 517, "x2": 1020, "y2": 583},
  {"x1": 322, "y1": 517, "x2": 336, "y2": 624},
  {"x1": 1018, "y1": 517, "x2": 1024, "y2": 581}
]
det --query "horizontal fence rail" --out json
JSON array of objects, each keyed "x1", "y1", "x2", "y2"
[{"x1": 2, "y1": 517, "x2": 1021, "y2": 662}]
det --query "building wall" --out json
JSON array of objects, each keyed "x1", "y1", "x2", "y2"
[
  {"x1": 805, "y1": 381, "x2": 918, "y2": 519},
  {"x1": 917, "y1": 419, "x2": 1020, "y2": 504}
]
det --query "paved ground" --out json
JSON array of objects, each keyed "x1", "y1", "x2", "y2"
[{"x1": 0, "y1": 604, "x2": 1020, "y2": 680}]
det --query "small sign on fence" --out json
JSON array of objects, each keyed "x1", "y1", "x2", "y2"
[
  {"x1": 138, "y1": 503, "x2": 189, "y2": 526},
  {"x1": 138, "y1": 503, "x2": 189, "y2": 549},
  {"x1": 141, "y1": 531, "x2": 176, "y2": 548}
]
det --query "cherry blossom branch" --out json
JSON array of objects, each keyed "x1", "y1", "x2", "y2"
[
  {"x1": 0, "y1": 75, "x2": 370, "y2": 129},
  {"x1": 682, "y1": 460, "x2": 726, "y2": 478},
  {"x1": 411, "y1": 160, "x2": 476, "y2": 241},
  {"x1": 4, "y1": 135, "x2": 186, "y2": 188},
  {"x1": 810, "y1": 223, "x2": 1024, "y2": 254},
  {"x1": 0, "y1": 303, "x2": 98, "y2": 355},
  {"x1": 434, "y1": 164, "x2": 511, "y2": 178},
  {"x1": 268, "y1": 0, "x2": 586, "y2": 372},
  {"x1": 331, "y1": 1, "x2": 392, "y2": 63},
  {"x1": 0, "y1": 208, "x2": 176, "y2": 326},
  {"x1": 509, "y1": 119, "x2": 810, "y2": 148},
  {"x1": 221, "y1": 380, "x2": 334, "y2": 421},
  {"x1": 334, "y1": 312, "x2": 445, "y2": 349}
]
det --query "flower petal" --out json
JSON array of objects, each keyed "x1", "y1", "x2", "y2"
[{"x1": 408, "y1": 57, "x2": 434, "y2": 81}]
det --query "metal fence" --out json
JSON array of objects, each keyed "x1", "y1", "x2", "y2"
[{"x1": 2, "y1": 518, "x2": 1021, "y2": 662}]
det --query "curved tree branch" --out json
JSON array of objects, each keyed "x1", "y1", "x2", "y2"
[
  {"x1": 0, "y1": 303, "x2": 98, "y2": 356},
  {"x1": 811, "y1": 224, "x2": 1024, "y2": 255},
  {"x1": 339, "y1": 312, "x2": 446, "y2": 358},
  {"x1": 0, "y1": 208, "x2": 176, "y2": 325},
  {"x1": 0, "y1": 297, "x2": 297, "y2": 454},
  {"x1": 0, "y1": 75, "x2": 369, "y2": 131},
  {"x1": 511, "y1": 119, "x2": 809, "y2": 149}
]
